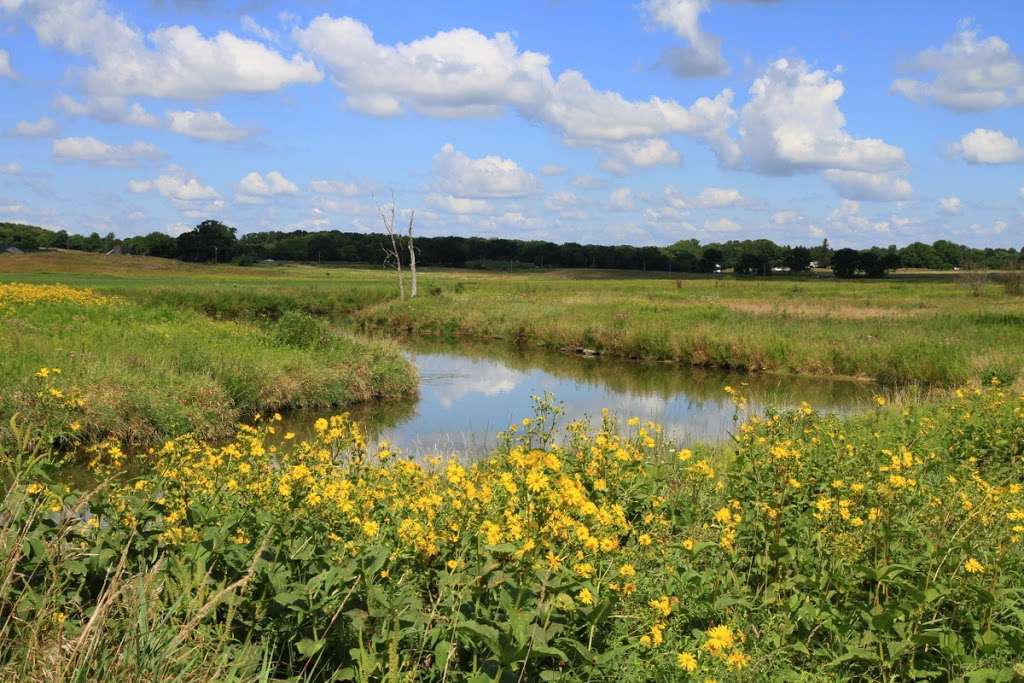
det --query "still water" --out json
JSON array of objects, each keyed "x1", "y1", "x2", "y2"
[{"x1": 285, "y1": 339, "x2": 876, "y2": 456}]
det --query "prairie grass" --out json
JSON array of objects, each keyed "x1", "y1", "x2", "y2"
[
  {"x1": 353, "y1": 268, "x2": 1024, "y2": 384},
  {"x1": 0, "y1": 282, "x2": 415, "y2": 448},
  {"x1": 16, "y1": 252, "x2": 1019, "y2": 386},
  {"x1": 3, "y1": 251, "x2": 1023, "y2": 449}
]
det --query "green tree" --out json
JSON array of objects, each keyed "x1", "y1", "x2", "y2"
[
  {"x1": 784, "y1": 246, "x2": 812, "y2": 272},
  {"x1": 176, "y1": 220, "x2": 237, "y2": 262},
  {"x1": 831, "y1": 248, "x2": 860, "y2": 278}
]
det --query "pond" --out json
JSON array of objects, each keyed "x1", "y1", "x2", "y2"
[{"x1": 284, "y1": 338, "x2": 877, "y2": 457}]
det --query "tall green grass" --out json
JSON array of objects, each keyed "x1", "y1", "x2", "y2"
[
  {"x1": 1, "y1": 297, "x2": 416, "y2": 448},
  {"x1": 354, "y1": 273, "x2": 1024, "y2": 385}
]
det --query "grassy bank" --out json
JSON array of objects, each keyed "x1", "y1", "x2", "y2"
[
  {"x1": 6, "y1": 251, "x2": 1024, "y2": 386},
  {"x1": 354, "y1": 269, "x2": 1024, "y2": 384},
  {"x1": 4, "y1": 250, "x2": 1024, "y2": 453},
  {"x1": 2, "y1": 383, "x2": 1022, "y2": 680},
  {"x1": 0, "y1": 281, "x2": 415, "y2": 447}
]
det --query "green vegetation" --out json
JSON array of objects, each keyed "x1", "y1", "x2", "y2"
[
  {"x1": 2, "y1": 379, "x2": 1022, "y2": 680},
  {"x1": 0, "y1": 278, "x2": 415, "y2": 448},
  {"x1": 4, "y1": 250, "x2": 1024, "y2": 413},
  {"x1": 355, "y1": 269, "x2": 1024, "y2": 385},
  {"x1": 3, "y1": 249, "x2": 1024, "y2": 680}
]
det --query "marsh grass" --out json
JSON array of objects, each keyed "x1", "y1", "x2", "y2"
[
  {"x1": 4, "y1": 251, "x2": 1024, "y2": 450},
  {"x1": 0, "y1": 288, "x2": 416, "y2": 448},
  {"x1": 9, "y1": 252, "x2": 1024, "y2": 388},
  {"x1": 354, "y1": 270, "x2": 1024, "y2": 384}
]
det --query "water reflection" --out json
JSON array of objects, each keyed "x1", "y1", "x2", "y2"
[{"x1": 283, "y1": 338, "x2": 875, "y2": 457}]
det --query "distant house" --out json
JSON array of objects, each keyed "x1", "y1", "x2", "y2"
[
  {"x1": 809, "y1": 261, "x2": 819, "y2": 269},
  {"x1": 2, "y1": 246, "x2": 24, "y2": 255}
]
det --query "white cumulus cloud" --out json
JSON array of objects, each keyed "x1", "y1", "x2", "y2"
[
  {"x1": 53, "y1": 136, "x2": 162, "y2": 165},
  {"x1": 703, "y1": 217, "x2": 741, "y2": 232},
  {"x1": 891, "y1": 19, "x2": 1024, "y2": 112},
  {"x1": 240, "y1": 15, "x2": 279, "y2": 44},
  {"x1": 971, "y1": 219, "x2": 1009, "y2": 236},
  {"x1": 544, "y1": 190, "x2": 579, "y2": 211},
  {"x1": 539, "y1": 164, "x2": 567, "y2": 176},
  {"x1": 939, "y1": 196, "x2": 963, "y2": 214},
  {"x1": 0, "y1": 161, "x2": 21, "y2": 174},
  {"x1": 608, "y1": 187, "x2": 636, "y2": 211},
  {"x1": 55, "y1": 95, "x2": 160, "y2": 127},
  {"x1": 129, "y1": 169, "x2": 221, "y2": 202},
  {"x1": 294, "y1": 15, "x2": 740, "y2": 170},
  {"x1": 827, "y1": 199, "x2": 893, "y2": 236},
  {"x1": 167, "y1": 110, "x2": 249, "y2": 142},
  {"x1": 0, "y1": 49, "x2": 13, "y2": 78},
  {"x1": 570, "y1": 175, "x2": 608, "y2": 190},
  {"x1": 661, "y1": 185, "x2": 744, "y2": 209},
  {"x1": 7, "y1": 0, "x2": 321, "y2": 99},
  {"x1": 433, "y1": 143, "x2": 539, "y2": 198},
  {"x1": 10, "y1": 117, "x2": 57, "y2": 137},
  {"x1": 310, "y1": 180, "x2": 364, "y2": 196},
  {"x1": 599, "y1": 138, "x2": 681, "y2": 175},
  {"x1": 821, "y1": 170, "x2": 913, "y2": 202},
  {"x1": 770, "y1": 210, "x2": 801, "y2": 225},
  {"x1": 238, "y1": 171, "x2": 299, "y2": 199},
  {"x1": 425, "y1": 193, "x2": 494, "y2": 215},
  {"x1": 693, "y1": 186, "x2": 744, "y2": 208},
  {"x1": 644, "y1": 0, "x2": 729, "y2": 77},
  {"x1": 949, "y1": 128, "x2": 1024, "y2": 164},
  {"x1": 740, "y1": 58, "x2": 906, "y2": 175}
]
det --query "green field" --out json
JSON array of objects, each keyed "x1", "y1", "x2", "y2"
[
  {"x1": 7, "y1": 250, "x2": 1024, "y2": 388},
  {"x1": 0, "y1": 253, "x2": 416, "y2": 446},
  {"x1": 2, "y1": 250, "x2": 1024, "y2": 681}
]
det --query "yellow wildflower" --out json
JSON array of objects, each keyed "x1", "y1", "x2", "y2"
[{"x1": 677, "y1": 652, "x2": 698, "y2": 672}]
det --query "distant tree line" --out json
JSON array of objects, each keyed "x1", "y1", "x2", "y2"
[{"x1": 3, "y1": 220, "x2": 1022, "y2": 277}]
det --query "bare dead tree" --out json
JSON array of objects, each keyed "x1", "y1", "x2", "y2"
[
  {"x1": 406, "y1": 209, "x2": 417, "y2": 298},
  {"x1": 374, "y1": 191, "x2": 405, "y2": 300}
]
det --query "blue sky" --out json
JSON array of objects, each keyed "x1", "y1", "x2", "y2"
[{"x1": 0, "y1": 0, "x2": 1022, "y2": 248}]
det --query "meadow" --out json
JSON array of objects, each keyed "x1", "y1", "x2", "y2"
[
  {"x1": 353, "y1": 268, "x2": 1024, "y2": 386},
  {"x1": 6, "y1": 250, "x2": 1024, "y2": 395},
  {"x1": 0, "y1": 254, "x2": 417, "y2": 447},
  {"x1": 1, "y1": 250, "x2": 1023, "y2": 681}
]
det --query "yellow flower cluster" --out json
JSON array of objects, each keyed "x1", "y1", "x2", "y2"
[
  {"x1": 91, "y1": 409, "x2": 679, "y2": 584},
  {"x1": 0, "y1": 282, "x2": 114, "y2": 308},
  {"x1": 71, "y1": 383, "x2": 1022, "y2": 678}
]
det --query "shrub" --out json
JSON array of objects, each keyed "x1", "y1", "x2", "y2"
[{"x1": 273, "y1": 310, "x2": 333, "y2": 349}]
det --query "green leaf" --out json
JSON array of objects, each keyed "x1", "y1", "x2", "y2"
[
  {"x1": 458, "y1": 619, "x2": 500, "y2": 642},
  {"x1": 273, "y1": 590, "x2": 303, "y2": 607},
  {"x1": 297, "y1": 638, "x2": 325, "y2": 657}
]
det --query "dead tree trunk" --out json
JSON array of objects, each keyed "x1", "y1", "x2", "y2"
[
  {"x1": 375, "y1": 192, "x2": 405, "y2": 300},
  {"x1": 406, "y1": 209, "x2": 417, "y2": 298}
]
